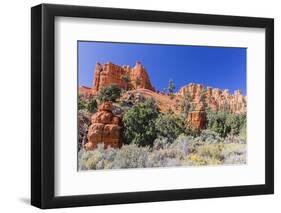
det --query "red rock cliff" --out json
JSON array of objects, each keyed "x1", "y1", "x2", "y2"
[
  {"x1": 92, "y1": 61, "x2": 154, "y2": 93},
  {"x1": 178, "y1": 83, "x2": 247, "y2": 114},
  {"x1": 187, "y1": 103, "x2": 207, "y2": 131}
]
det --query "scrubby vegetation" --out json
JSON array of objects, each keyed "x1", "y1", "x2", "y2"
[
  {"x1": 168, "y1": 79, "x2": 175, "y2": 99},
  {"x1": 122, "y1": 99, "x2": 189, "y2": 146},
  {"x1": 122, "y1": 99, "x2": 159, "y2": 147},
  {"x1": 78, "y1": 85, "x2": 247, "y2": 170},
  {"x1": 97, "y1": 84, "x2": 122, "y2": 103},
  {"x1": 155, "y1": 112, "x2": 187, "y2": 143},
  {"x1": 86, "y1": 99, "x2": 98, "y2": 113},
  {"x1": 206, "y1": 110, "x2": 246, "y2": 138},
  {"x1": 180, "y1": 93, "x2": 193, "y2": 117},
  {"x1": 78, "y1": 134, "x2": 246, "y2": 170}
]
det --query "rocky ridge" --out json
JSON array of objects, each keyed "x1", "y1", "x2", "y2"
[
  {"x1": 87, "y1": 61, "x2": 155, "y2": 93},
  {"x1": 177, "y1": 83, "x2": 246, "y2": 114}
]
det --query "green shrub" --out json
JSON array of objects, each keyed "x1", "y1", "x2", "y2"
[
  {"x1": 207, "y1": 111, "x2": 246, "y2": 138},
  {"x1": 122, "y1": 99, "x2": 159, "y2": 146},
  {"x1": 199, "y1": 129, "x2": 222, "y2": 143},
  {"x1": 86, "y1": 98, "x2": 97, "y2": 113},
  {"x1": 97, "y1": 84, "x2": 121, "y2": 103},
  {"x1": 155, "y1": 113, "x2": 187, "y2": 143},
  {"x1": 239, "y1": 122, "x2": 247, "y2": 140},
  {"x1": 78, "y1": 95, "x2": 87, "y2": 110},
  {"x1": 226, "y1": 113, "x2": 246, "y2": 135},
  {"x1": 168, "y1": 79, "x2": 175, "y2": 96},
  {"x1": 207, "y1": 111, "x2": 230, "y2": 137},
  {"x1": 121, "y1": 74, "x2": 131, "y2": 90},
  {"x1": 180, "y1": 93, "x2": 193, "y2": 117},
  {"x1": 226, "y1": 114, "x2": 239, "y2": 135}
]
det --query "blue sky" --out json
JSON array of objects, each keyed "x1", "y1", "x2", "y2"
[{"x1": 78, "y1": 41, "x2": 246, "y2": 95}]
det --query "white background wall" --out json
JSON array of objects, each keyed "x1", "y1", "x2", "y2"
[{"x1": 0, "y1": 0, "x2": 279, "y2": 212}]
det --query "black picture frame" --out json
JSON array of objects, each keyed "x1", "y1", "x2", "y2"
[{"x1": 31, "y1": 3, "x2": 274, "y2": 209}]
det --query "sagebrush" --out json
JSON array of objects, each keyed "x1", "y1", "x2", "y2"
[{"x1": 78, "y1": 134, "x2": 246, "y2": 170}]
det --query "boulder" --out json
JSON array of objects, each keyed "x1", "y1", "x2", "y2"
[{"x1": 85, "y1": 101, "x2": 122, "y2": 149}]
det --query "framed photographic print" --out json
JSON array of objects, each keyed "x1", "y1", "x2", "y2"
[{"x1": 31, "y1": 3, "x2": 274, "y2": 209}]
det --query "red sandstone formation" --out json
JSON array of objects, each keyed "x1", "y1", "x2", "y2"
[
  {"x1": 187, "y1": 103, "x2": 207, "y2": 131},
  {"x1": 79, "y1": 86, "x2": 92, "y2": 97},
  {"x1": 178, "y1": 83, "x2": 246, "y2": 130},
  {"x1": 85, "y1": 102, "x2": 122, "y2": 149},
  {"x1": 92, "y1": 61, "x2": 154, "y2": 93},
  {"x1": 178, "y1": 83, "x2": 247, "y2": 114}
]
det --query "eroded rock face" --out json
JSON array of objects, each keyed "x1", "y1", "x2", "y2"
[
  {"x1": 178, "y1": 83, "x2": 246, "y2": 114},
  {"x1": 130, "y1": 61, "x2": 154, "y2": 90},
  {"x1": 187, "y1": 103, "x2": 207, "y2": 131},
  {"x1": 85, "y1": 102, "x2": 122, "y2": 149},
  {"x1": 92, "y1": 61, "x2": 154, "y2": 93},
  {"x1": 79, "y1": 86, "x2": 92, "y2": 97}
]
